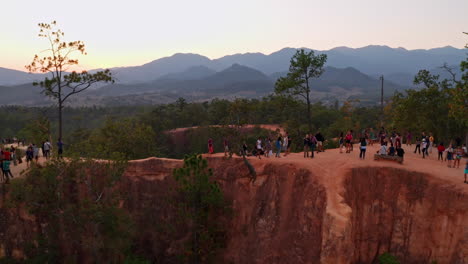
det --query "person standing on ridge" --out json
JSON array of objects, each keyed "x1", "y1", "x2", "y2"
[
  {"x1": 359, "y1": 137, "x2": 367, "y2": 159},
  {"x1": 345, "y1": 131, "x2": 353, "y2": 153},
  {"x1": 429, "y1": 134, "x2": 434, "y2": 154},
  {"x1": 207, "y1": 138, "x2": 214, "y2": 154},
  {"x1": 414, "y1": 137, "x2": 421, "y2": 154},
  {"x1": 406, "y1": 131, "x2": 412, "y2": 146},
  {"x1": 421, "y1": 139, "x2": 427, "y2": 158},
  {"x1": 437, "y1": 143, "x2": 445, "y2": 161},
  {"x1": 43, "y1": 139, "x2": 52, "y2": 159},
  {"x1": 338, "y1": 132, "x2": 344, "y2": 153},
  {"x1": 223, "y1": 139, "x2": 229, "y2": 157},
  {"x1": 315, "y1": 131, "x2": 325, "y2": 153},
  {"x1": 309, "y1": 133, "x2": 317, "y2": 158},
  {"x1": 282, "y1": 133, "x2": 289, "y2": 157},
  {"x1": 256, "y1": 137, "x2": 263, "y2": 159},
  {"x1": 57, "y1": 138, "x2": 64, "y2": 159},
  {"x1": 275, "y1": 134, "x2": 282, "y2": 158},
  {"x1": 303, "y1": 134, "x2": 310, "y2": 158}
]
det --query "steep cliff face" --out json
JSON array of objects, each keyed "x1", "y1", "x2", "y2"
[
  {"x1": 1, "y1": 157, "x2": 467, "y2": 263},
  {"x1": 341, "y1": 167, "x2": 467, "y2": 264}
]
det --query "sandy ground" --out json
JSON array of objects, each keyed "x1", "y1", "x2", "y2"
[{"x1": 206, "y1": 143, "x2": 467, "y2": 189}]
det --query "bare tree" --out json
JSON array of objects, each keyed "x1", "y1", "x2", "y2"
[{"x1": 26, "y1": 21, "x2": 113, "y2": 143}]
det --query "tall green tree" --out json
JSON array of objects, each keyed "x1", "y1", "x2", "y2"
[
  {"x1": 26, "y1": 21, "x2": 113, "y2": 143},
  {"x1": 275, "y1": 49, "x2": 327, "y2": 131},
  {"x1": 173, "y1": 155, "x2": 226, "y2": 264}
]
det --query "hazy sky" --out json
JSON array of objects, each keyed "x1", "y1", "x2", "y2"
[{"x1": 2, "y1": 0, "x2": 467, "y2": 71}]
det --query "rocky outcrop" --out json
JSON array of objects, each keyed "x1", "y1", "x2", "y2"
[{"x1": 0, "y1": 157, "x2": 467, "y2": 263}]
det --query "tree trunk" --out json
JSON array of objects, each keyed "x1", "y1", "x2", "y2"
[
  {"x1": 306, "y1": 95, "x2": 311, "y2": 132},
  {"x1": 58, "y1": 97, "x2": 63, "y2": 147},
  {"x1": 306, "y1": 79, "x2": 312, "y2": 132}
]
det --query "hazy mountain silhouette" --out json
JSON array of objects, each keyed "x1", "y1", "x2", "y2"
[
  {"x1": 0, "y1": 67, "x2": 46, "y2": 86},
  {"x1": 158, "y1": 65, "x2": 216, "y2": 81},
  {"x1": 2, "y1": 45, "x2": 465, "y2": 86}
]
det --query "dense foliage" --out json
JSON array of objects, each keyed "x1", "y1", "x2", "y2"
[{"x1": 173, "y1": 155, "x2": 229, "y2": 263}]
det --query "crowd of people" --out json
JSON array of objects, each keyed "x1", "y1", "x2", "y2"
[
  {"x1": 0, "y1": 138, "x2": 63, "y2": 184},
  {"x1": 211, "y1": 127, "x2": 468, "y2": 184}
]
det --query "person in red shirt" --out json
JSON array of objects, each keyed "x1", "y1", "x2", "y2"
[
  {"x1": 345, "y1": 131, "x2": 353, "y2": 153},
  {"x1": 207, "y1": 138, "x2": 214, "y2": 154},
  {"x1": 437, "y1": 143, "x2": 445, "y2": 161}
]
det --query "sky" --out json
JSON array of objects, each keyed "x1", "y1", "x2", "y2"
[{"x1": 1, "y1": 0, "x2": 467, "y2": 71}]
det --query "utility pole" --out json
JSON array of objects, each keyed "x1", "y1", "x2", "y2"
[
  {"x1": 380, "y1": 75, "x2": 384, "y2": 111},
  {"x1": 379, "y1": 75, "x2": 384, "y2": 126}
]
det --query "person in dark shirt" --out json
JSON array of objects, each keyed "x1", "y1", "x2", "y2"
[
  {"x1": 396, "y1": 147, "x2": 405, "y2": 158},
  {"x1": 388, "y1": 143, "x2": 396, "y2": 156},
  {"x1": 315, "y1": 131, "x2": 325, "y2": 153}
]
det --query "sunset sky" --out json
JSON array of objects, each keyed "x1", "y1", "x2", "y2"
[{"x1": 2, "y1": 0, "x2": 467, "y2": 71}]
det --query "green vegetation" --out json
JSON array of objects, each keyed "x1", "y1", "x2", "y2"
[
  {"x1": 275, "y1": 49, "x2": 327, "y2": 131},
  {"x1": 173, "y1": 154, "x2": 229, "y2": 263},
  {"x1": 378, "y1": 252, "x2": 400, "y2": 264},
  {"x1": 4, "y1": 158, "x2": 133, "y2": 263}
]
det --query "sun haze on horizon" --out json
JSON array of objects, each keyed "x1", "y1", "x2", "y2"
[{"x1": 1, "y1": 0, "x2": 467, "y2": 71}]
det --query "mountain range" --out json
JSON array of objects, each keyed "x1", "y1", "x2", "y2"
[{"x1": 0, "y1": 45, "x2": 465, "y2": 106}]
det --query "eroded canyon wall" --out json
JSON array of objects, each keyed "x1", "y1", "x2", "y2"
[{"x1": 0, "y1": 157, "x2": 466, "y2": 263}]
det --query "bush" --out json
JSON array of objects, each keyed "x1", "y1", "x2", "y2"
[{"x1": 378, "y1": 252, "x2": 399, "y2": 264}]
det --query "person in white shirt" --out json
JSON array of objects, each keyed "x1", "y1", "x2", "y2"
[
  {"x1": 256, "y1": 138, "x2": 263, "y2": 159},
  {"x1": 379, "y1": 143, "x2": 388, "y2": 155}
]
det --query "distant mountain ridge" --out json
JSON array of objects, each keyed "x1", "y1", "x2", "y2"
[{"x1": 2, "y1": 45, "x2": 465, "y2": 86}]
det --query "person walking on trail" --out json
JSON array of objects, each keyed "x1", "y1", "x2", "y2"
[
  {"x1": 256, "y1": 137, "x2": 263, "y2": 159},
  {"x1": 282, "y1": 133, "x2": 289, "y2": 157},
  {"x1": 437, "y1": 143, "x2": 445, "y2": 161},
  {"x1": 207, "y1": 138, "x2": 214, "y2": 154},
  {"x1": 43, "y1": 140, "x2": 51, "y2": 159},
  {"x1": 359, "y1": 137, "x2": 367, "y2": 159},
  {"x1": 429, "y1": 134, "x2": 434, "y2": 154},
  {"x1": 421, "y1": 139, "x2": 428, "y2": 159},
  {"x1": 10, "y1": 146, "x2": 17, "y2": 166},
  {"x1": 414, "y1": 137, "x2": 421, "y2": 154},
  {"x1": 26, "y1": 146, "x2": 34, "y2": 168},
  {"x1": 57, "y1": 139, "x2": 64, "y2": 158},
  {"x1": 275, "y1": 135, "x2": 282, "y2": 158},
  {"x1": 2, "y1": 158, "x2": 13, "y2": 184},
  {"x1": 345, "y1": 131, "x2": 353, "y2": 153},
  {"x1": 32, "y1": 144, "x2": 39, "y2": 163},
  {"x1": 303, "y1": 134, "x2": 310, "y2": 158},
  {"x1": 338, "y1": 132, "x2": 344, "y2": 153}
]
